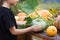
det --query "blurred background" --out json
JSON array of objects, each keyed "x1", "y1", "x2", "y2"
[{"x1": 11, "y1": 0, "x2": 60, "y2": 15}]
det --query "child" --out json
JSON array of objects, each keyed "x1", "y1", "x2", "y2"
[{"x1": 0, "y1": 0, "x2": 41, "y2": 40}]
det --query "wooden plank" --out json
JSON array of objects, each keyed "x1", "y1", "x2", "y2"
[{"x1": 33, "y1": 32, "x2": 60, "y2": 40}]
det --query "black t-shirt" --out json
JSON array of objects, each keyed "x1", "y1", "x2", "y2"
[{"x1": 0, "y1": 6, "x2": 17, "y2": 40}]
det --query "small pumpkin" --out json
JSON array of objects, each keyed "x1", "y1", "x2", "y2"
[{"x1": 46, "y1": 26, "x2": 57, "y2": 36}]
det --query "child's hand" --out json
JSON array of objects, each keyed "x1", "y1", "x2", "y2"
[{"x1": 31, "y1": 26, "x2": 42, "y2": 32}]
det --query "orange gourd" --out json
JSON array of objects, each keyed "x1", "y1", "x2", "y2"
[
  {"x1": 37, "y1": 10, "x2": 53, "y2": 21},
  {"x1": 46, "y1": 26, "x2": 57, "y2": 36},
  {"x1": 17, "y1": 12, "x2": 26, "y2": 17}
]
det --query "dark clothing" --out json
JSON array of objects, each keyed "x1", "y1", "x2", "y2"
[{"x1": 0, "y1": 6, "x2": 17, "y2": 40}]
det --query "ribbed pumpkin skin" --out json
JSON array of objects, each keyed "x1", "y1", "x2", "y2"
[{"x1": 37, "y1": 10, "x2": 53, "y2": 21}]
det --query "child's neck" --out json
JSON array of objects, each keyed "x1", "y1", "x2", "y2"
[{"x1": 2, "y1": 1, "x2": 11, "y2": 9}]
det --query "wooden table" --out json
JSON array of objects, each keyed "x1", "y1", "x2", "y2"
[
  {"x1": 17, "y1": 32, "x2": 60, "y2": 40},
  {"x1": 33, "y1": 32, "x2": 60, "y2": 40}
]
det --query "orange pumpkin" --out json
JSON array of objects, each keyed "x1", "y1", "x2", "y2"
[
  {"x1": 37, "y1": 10, "x2": 53, "y2": 21},
  {"x1": 17, "y1": 12, "x2": 26, "y2": 17},
  {"x1": 46, "y1": 26, "x2": 57, "y2": 36}
]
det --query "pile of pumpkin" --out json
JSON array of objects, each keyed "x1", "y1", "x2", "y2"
[{"x1": 15, "y1": 10, "x2": 60, "y2": 37}]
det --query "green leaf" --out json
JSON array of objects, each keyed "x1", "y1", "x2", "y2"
[
  {"x1": 17, "y1": 0, "x2": 39, "y2": 14},
  {"x1": 21, "y1": 2, "x2": 34, "y2": 14},
  {"x1": 20, "y1": 17, "x2": 32, "y2": 29},
  {"x1": 25, "y1": 17, "x2": 32, "y2": 25},
  {"x1": 26, "y1": 0, "x2": 38, "y2": 8}
]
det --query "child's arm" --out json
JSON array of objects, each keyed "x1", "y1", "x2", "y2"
[
  {"x1": 9, "y1": 26, "x2": 42, "y2": 35},
  {"x1": 9, "y1": 26, "x2": 32, "y2": 35}
]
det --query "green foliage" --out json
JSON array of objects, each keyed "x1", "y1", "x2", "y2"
[
  {"x1": 19, "y1": 0, "x2": 26, "y2": 2},
  {"x1": 47, "y1": 17, "x2": 54, "y2": 26},
  {"x1": 17, "y1": 0, "x2": 39, "y2": 14},
  {"x1": 19, "y1": 17, "x2": 32, "y2": 29},
  {"x1": 25, "y1": 17, "x2": 32, "y2": 25},
  {"x1": 11, "y1": 6, "x2": 18, "y2": 15},
  {"x1": 49, "y1": 8, "x2": 59, "y2": 17},
  {"x1": 41, "y1": 16, "x2": 54, "y2": 27},
  {"x1": 26, "y1": 0, "x2": 38, "y2": 8}
]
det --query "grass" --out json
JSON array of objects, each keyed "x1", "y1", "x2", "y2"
[{"x1": 38, "y1": 3, "x2": 60, "y2": 9}]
